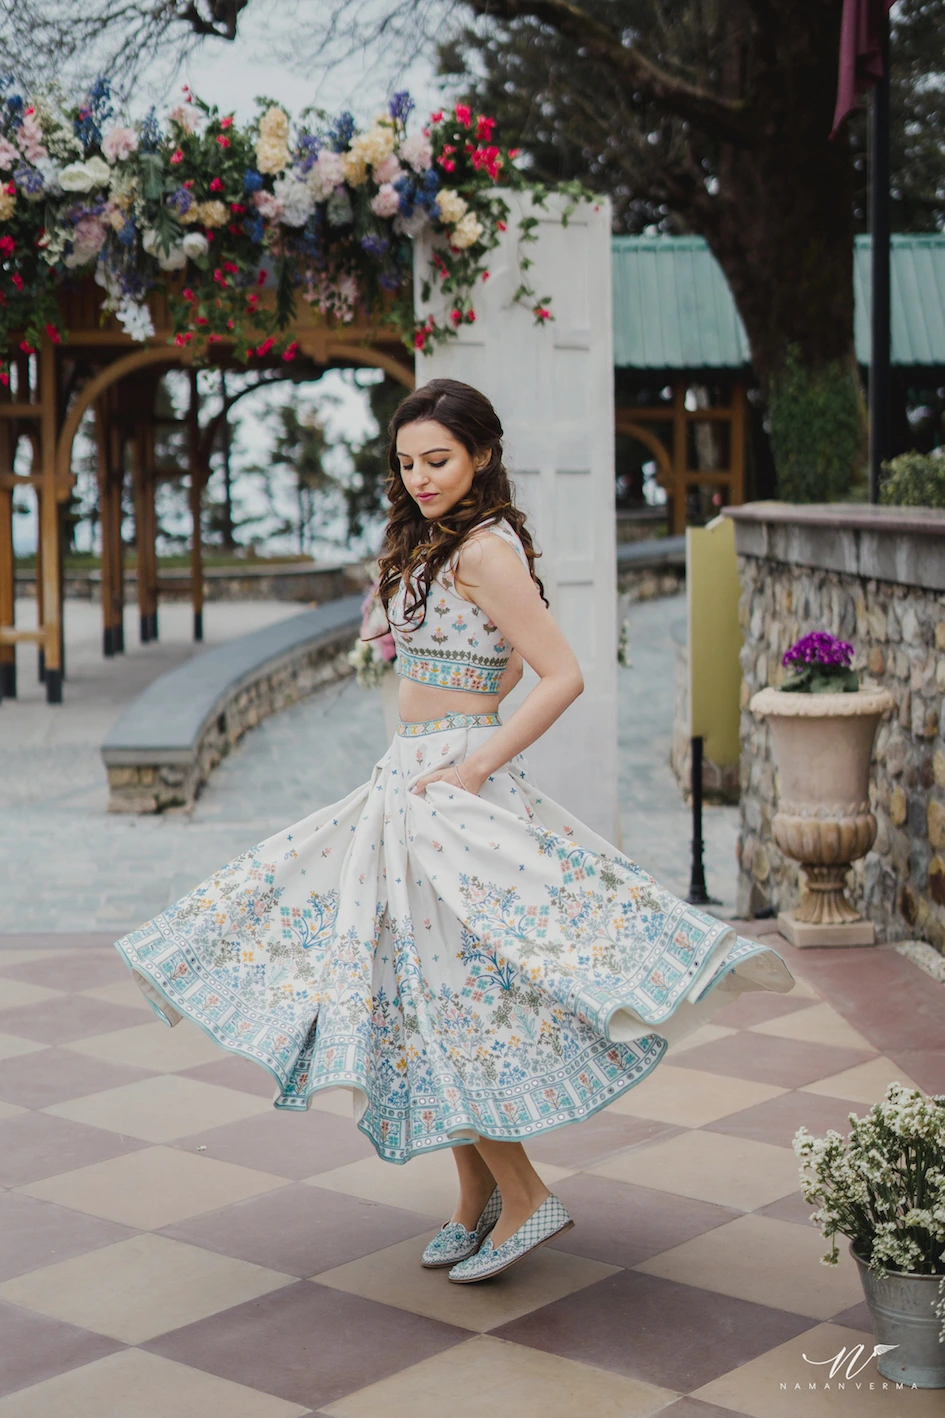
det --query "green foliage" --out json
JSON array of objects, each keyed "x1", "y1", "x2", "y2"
[
  {"x1": 767, "y1": 349, "x2": 865, "y2": 503},
  {"x1": 879, "y1": 450, "x2": 945, "y2": 508},
  {"x1": 781, "y1": 665, "x2": 860, "y2": 694}
]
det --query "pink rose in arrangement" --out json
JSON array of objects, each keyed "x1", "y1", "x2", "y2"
[
  {"x1": 16, "y1": 111, "x2": 47, "y2": 163},
  {"x1": 370, "y1": 182, "x2": 400, "y2": 218},
  {"x1": 0, "y1": 137, "x2": 19, "y2": 170},
  {"x1": 101, "y1": 126, "x2": 138, "y2": 163},
  {"x1": 372, "y1": 152, "x2": 403, "y2": 185},
  {"x1": 253, "y1": 190, "x2": 284, "y2": 221}
]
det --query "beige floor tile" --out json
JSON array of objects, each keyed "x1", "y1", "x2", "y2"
[
  {"x1": 19, "y1": 1143, "x2": 290, "y2": 1229},
  {"x1": 749, "y1": 1003, "x2": 875, "y2": 1052},
  {"x1": 664, "y1": 1022, "x2": 737, "y2": 1055},
  {"x1": 0, "y1": 1098, "x2": 27, "y2": 1118},
  {"x1": 314, "y1": 1230, "x2": 619, "y2": 1332},
  {"x1": 307, "y1": 1086, "x2": 361, "y2": 1118},
  {"x1": 692, "y1": 1321, "x2": 945, "y2": 1416},
  {"x1": 42, "y1": 1071, "x2": 272, "y2": 1142},
  {"x1": 321, "y1": 1334, "x2": 678, "y2": 1418},
  {"x1": 636, "y1": 1213, "x2": 864, "y2": 1318},
  {"x1": 65, "y1": 1018, "x2": 231, "y2": 1072},
  {"x1": 0, "y1": 1232, "x2": 295, "y2": 1345},
  {"x1": 304, "y1": 1147, "x2": 573, "y2": 1218},
  {"x1": 592, "y1": 1129, "x2": 799, "y2": 1210},
  {"x1": 607, "y1": 1063, "x2": 786, "y2": 1127},
  {"x1": 0, "y1": 979, "x2": 65, "y2": 1010},
  {"x1": 801, "y1": 1056, "x2": 922, "y2": 1105},
  {"x1": 78, "y1": 979, "x2": 153, "y2": 1011},
  {"x1": 0, "y1": 948, "x2": 80, "y2": 969},
  {"x1": 779, "y1": 974, "x2": 821, "y2": 1001},
  {"x1": 0, "y1": 1029, "x2": 47, "y2": 1061},
  {"x1": 0, "y1": 1343, "x2": 310, "y2": 1418}
]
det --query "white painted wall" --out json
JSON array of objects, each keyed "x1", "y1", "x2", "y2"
[{"x1": 415, "y1": 192, "x2": 618, "y2": 838}]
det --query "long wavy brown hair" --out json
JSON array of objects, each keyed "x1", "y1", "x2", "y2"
[{"x1": 377, "y1": 378, "x2": 546, "y2": 630}]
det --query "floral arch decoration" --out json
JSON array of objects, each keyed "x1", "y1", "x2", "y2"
[{"x1": 0, "y1": 77, "x2": 589, "y2": 380}]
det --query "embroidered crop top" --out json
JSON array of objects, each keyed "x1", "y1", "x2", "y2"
[{"x1": 387, "y1": 518, "x2": 529, "y2": 695}]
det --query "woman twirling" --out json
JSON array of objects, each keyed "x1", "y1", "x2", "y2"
[{"x1": 114, "y1": 377, "x2": 794, "y2": 1285}]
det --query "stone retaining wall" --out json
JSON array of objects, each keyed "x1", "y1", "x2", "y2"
[
  {"x1": 103, "y1": 599, "x2": 362, "y2": 814},
  {"x1": 727, "y1": 503, "x2": 945, "y2": 954}
]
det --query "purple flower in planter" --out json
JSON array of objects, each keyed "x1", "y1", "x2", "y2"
[{"x1": 783, "y1": 632, "x2": 854, "y2": 670}]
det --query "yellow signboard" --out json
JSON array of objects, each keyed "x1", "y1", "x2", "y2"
[{"x1": 686, "y1": 515, "x2": 742, "y2": 767}]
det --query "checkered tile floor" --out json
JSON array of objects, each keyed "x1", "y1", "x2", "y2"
[{"x1": 0, "y1": 925, "x2": 943, "y2": 1417}]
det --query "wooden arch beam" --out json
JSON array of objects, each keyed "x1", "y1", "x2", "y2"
[
  {"x1": 614, "y1": 415, "x2": 674, "y2": 488},
  {"x1": 55, "y1": 345, "x2": 192, "y2": 484}
]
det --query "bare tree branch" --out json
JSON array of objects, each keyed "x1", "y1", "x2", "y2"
[{"x1": 460, "y1": 0, "x2": 755, "y2": 144}]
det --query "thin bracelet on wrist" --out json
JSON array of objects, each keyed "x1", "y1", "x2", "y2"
[{"x1": 455, "y1": 765, "x2": 469, "y2": 792}]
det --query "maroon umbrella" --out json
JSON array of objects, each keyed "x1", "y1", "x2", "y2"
[{"x1": 831, "y1": 0, "x2": 894, "y2": 137}]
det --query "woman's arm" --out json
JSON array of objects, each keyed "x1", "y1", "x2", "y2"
[{"x1": 412, "y1": 535, "x2": 583, "y2": 796}]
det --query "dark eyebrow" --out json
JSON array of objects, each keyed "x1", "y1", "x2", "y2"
[{"x1": 396, "y1": 447, "x2": 451, "y2": 460}]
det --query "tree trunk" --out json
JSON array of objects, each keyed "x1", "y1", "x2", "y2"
[{"x1": 696, "y1": 2, "x2": 866, "y2": 499}]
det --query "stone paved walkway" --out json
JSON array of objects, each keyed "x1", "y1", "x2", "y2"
[
  {"x1": 3, "y1": 596, "x2": 945, "y2": 1415},
  {"x1": 0, "y1": 928, "x2": 942, "y2": 1416},
  {"x1": 1, "y1": 593, "x2": 736, "y2": 930}
]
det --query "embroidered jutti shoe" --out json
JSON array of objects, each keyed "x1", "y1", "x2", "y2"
[
  {"x1": 447, "y1": 1194, "x2": 574, "y2": 1283},
  {"x1": 420, "y1": 1185, "x2": 502, "y2": 1268}
]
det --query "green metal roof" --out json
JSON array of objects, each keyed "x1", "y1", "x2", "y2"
[{"x1": 612, "y1": 233, "x2": 945, "y2": 371}]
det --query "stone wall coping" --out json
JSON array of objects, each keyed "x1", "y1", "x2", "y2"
[
  {"x1": 724, "y1": 501, "x2": 945, "y2": 591},
  {"x1": 102, "y1": 594, "x2": 362, "y2": 766},
  {"x1": 749, "y1": 687, "x2": 896, "y2": 719},
  {"x1": 725, "y1": 502, "x2": 945, "y2": 537}
]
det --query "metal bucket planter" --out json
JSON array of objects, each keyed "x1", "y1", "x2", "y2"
[{"x1": 851, "y1": 1242, "x2": 945, "y2": 1388}]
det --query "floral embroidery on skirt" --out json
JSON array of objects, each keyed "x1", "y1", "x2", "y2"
[{"x1": 113, "y1": 713, "x2": 794, "y2": 1163}]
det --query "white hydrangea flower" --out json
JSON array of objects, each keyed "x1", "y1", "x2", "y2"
[
  {"x1": 182, "y1": 232, "x2": 209, "y2": 259},
  {"x1": 450, "y1": 212, "x2": 483, "y2": 249},
  {"x1": 436, "y1": 189, "x2": 467, "y2": 225},
  {"x1": 307, "y1": 149, "x2": 345, "y2": 201},
  {"x1": 273, "y1": 173, "x2": 314, "y2": 227},
  {"x1": 115, "y1": 300, "x2": 156, "y2": 342}
]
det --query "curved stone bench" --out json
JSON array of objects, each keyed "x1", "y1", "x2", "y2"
[{"x1": 101, "y1": 595, "x2": 363, "y2": 814}]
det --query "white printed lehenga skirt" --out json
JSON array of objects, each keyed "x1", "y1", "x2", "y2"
[{"x1": 114, "y1": 710, "x2": 795, "y2": 1163}]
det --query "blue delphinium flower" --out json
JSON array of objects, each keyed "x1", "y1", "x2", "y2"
[
  {"x1": 139, "y1": 107, "x2": 161, "y2": 154},
  {"x1": 74, "y1": 77, "x2": 113, "y2": 148},
  {"x1": 171, "y1": 186, "x2": 194, "y2": 216},
  {"x1": 327, "y1": 111, "x2": 355, "y2": 153},
  {"x1": 14, "y1": 164, "x2": 43, "y2": 196},
  {"x1": 116, "y1": 219, "x2": 137, "y2": 247},
  {"x1": 388, "y1": 90, "x2": 414, "y2": 123},
  {"x1": 244, "y1": 214, "x2": 264, "y2": 243},
  {"x1": 378, "y1": 272, "x2": 401, "y2": 291},
  {"x1": 296, "y1": 133, "x2": 321, "y2": 173},
  {"x1": 243, "y1": 168, "x2": 264, "y2": 193},
  {"x1": 361, "y1": 234, "x2": 389, "y2": 259}
]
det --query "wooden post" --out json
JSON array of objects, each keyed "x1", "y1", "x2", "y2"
[
  {"x1": 108, "y1": 409, "x2": 126, "y2": 654},
  {"x1": 671, "y1": 381, "x2": 688, "y2": 536},
  {"x1": 39, "y1": 338, "x2": 62, "y2": 703},
  {"x1": 0, "y1": 415, "x2": 16, "y2": 698},
  {"x1": 188, "y1": 370, "x2": 204, "y2": 642},
  {"x1": 729, "y1": 381, "x2": 746, "y2": 506}
]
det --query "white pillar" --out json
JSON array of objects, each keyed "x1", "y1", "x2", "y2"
[{"x1": 415, "y1": 193, "x2": 618, "y2": 837}]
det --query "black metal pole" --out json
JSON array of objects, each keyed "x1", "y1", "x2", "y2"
[
  {"x1": 869, "y1": 8, "x2": 891, "y2": 505},
  {"x1": 687, "y1": 735, "x2": 710, "y2": 905}
]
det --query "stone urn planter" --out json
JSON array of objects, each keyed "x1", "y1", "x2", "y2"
[{"x1": 749, "y1": 686, "x2": 894, "y2": 946}]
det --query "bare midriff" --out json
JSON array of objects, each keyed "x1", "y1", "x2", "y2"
[{"x1": 397, "y1": 679, "x2": 501, "y2": 723}]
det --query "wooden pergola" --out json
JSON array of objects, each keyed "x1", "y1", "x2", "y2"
[{"x1": 0, "y1": 277, "x2": 414, "y2": 703}]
